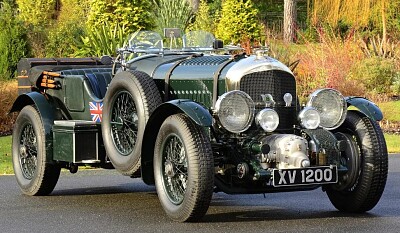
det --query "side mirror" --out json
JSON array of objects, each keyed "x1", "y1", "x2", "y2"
[{"x1": 213, "y1": 39, "x2": 224, "y2": 49}]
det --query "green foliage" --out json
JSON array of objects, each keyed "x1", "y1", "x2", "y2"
[
  {"x1": 74, "y1": 23, "x2": 128, "y2": 57},
  {"x1": 0, "y1": 1, "x2": 29, "y2": 80},
  {"x1": 386, "y1": 0, "x2": 400, "y2": 37},
  {"x1": 16, "y1": 0, "x2": 56, "y2": 27},
  {"x1": 187, "y1": 0, "x2": 215, "y2": 33},
  {"x1": 46, "y1": 23, "x2": 85, "y2": 57},
  {"x1": 16, "y1": 0, "x2": 57, "y2": 57},
  {"x1": 349, "y1": 57, "x2": 398, "y2": 95},
  {"x1": 87, "y1": 0, "x2": 153, "y2": 35},
  {"x1": 215, "y1": 0, "x2": 261, "y2": 44},
  {"x1": 152, "y1": 0, "x2": 194, "y2": 34},
  {"x1": 207, "y1": 0, "x2": 221, "y2": 16},
  {"x1": 45, "y1": 0, "x2": 89, "y2": 57}
]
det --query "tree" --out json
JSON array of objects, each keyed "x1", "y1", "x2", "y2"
[
  {"x1": 215, "y1": 0, "x2": 260, "y2": 45},
  {"x1": 284, "y1": 0, "x2": 297, "y2": 43},
  {"x1": 45, "y1": 0, "x2": 90, "y2": 57},
  {"x1": 16, "y1": 0, "x2": 56, "y2": 27},
  {"x1": 187, "y1": 0, "x2": 215, "y2": 33},
  {"x1": 0, "y1": 0, "x2": 29, "y2": 79},
  {"x1": 16, "y1": 0, "x2": 57, "y2": 57},
  {"x1": 309, "y1": 0, "x2": 396, "y2": 35},
  {"x1": 188, "y1": 0, "x2": 199, "y2": 12}
]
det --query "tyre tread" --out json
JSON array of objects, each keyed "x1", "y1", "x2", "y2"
[{"x1": 327, "y1": 110, "x2": 388, "y2": 212}]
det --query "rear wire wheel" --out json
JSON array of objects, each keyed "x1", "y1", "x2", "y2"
[
  {"x1": 102, "y1": 71, "x2": 161, "y2": 176},
  {"x1": 12, "y1": 105, "x2": 61, "y2": 196},
  {"x1": 327, "y1": 110, "x2": 388, "y2": 212},
  {"x1": 154, "y1": 114, "x2": 214, "y2": 222}
]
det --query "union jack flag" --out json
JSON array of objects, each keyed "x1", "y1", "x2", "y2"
[{"x1": 89, "y1": 102, "x2": 103, "y2": 122}]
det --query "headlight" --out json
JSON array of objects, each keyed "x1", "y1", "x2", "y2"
[
  {"x1": 307, "y1": 88, "x2": 347, "y2": 130},
  {"x1": 298, "y1": 107, "x2": 320, "y2": 129},
  {"x1": 255, "y1": 109, "x2": 279, "y2": 132},
  {"x1": 215, "y1": 90, "x2": 255, "y2": 133}
]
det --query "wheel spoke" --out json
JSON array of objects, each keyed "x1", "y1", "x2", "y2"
[
  {"x1": 19, "y1": 123, "x2": 38, "y2": 180},
  {"x1": 111, "y1": 91, "x2": 138, "y2": 155},
  {"x1": 162, "y1": 134, "x2": 188, "y2": 205}
]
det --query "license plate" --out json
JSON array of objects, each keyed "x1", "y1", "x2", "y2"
[{"x1": 272, "y1": 166, "x2": 338, "y2": 187}]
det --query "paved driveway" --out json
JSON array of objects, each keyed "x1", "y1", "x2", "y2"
[{"x1": 0, "y1": 155, "x2": 399, "y2": 233}]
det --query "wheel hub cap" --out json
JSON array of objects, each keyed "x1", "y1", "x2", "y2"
[
  {"x1": 164, "y1": 161, "x2": 175, "y2": 178},
  {"x1": 19, "y1": 145, "x2": 27, "y2": 159}
]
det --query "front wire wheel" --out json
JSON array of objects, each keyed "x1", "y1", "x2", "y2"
[
  {"x1": 162, "y1": 134, "x2": 187, "y2": 205},
  {"x1": 327, "y1": 110, "x2": 388, "y2": 212},
  {"x1": 12, "y1": 105, "x2": 61, "y2": 196},
  {"x1": 154, "y1": 114, "x2": 214, "y2": 222}
]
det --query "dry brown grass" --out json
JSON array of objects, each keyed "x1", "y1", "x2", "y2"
[
  {"x1": 0, "y1": 80, "x2": 18, "y2": 136},
  {"x1": 294, "y1": 29, "x2": 366, "y2": 100}
]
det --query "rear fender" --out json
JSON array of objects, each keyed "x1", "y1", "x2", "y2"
[
  {"x1": 141, "y1": 100, "x2": 212, "y2": 185},
  {"x1": 346, "y1": 97, "x2": 383, "y2": 121},
  {"x1": 10, "y1": 92, "x2": 57, "y2": 162}
]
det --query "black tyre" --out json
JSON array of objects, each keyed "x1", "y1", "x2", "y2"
[
  {"x1": 12, "y1": 105, "x2": 61, "y2": 196},
  {"x1": 327, "y1": 110, "x2": 388, "y2": 212},
  {"x1": 102, "y1": 71, "x2": 161, "y2": 176},
  {"x1": 154, "y1": 114, "x2": 214, "y2": 222}
]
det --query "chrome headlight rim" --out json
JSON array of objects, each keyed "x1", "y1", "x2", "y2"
[
  {"x1": 298, "y1": 107, "x2": 321, "y2": 130},
  {"x1": 255, "y1": 108, "x2": 279, "y2": 132},
  {"x1": 215, "y1": 90, "x2": 255, "y2": 133},
  {"x1": 307, "y1": 88, "x2": 347, "y2": 130}
]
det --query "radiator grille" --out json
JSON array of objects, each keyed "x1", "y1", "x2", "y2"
[
  {"x1": 180, "y1": 56, "x2": 229, "y2": 66},
  {"x1": 240, "y1": 70, "x2": 297, "y2": 130}
]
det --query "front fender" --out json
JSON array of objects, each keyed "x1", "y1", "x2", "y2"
[
  {"x1": 346, "y1": 97, "x2": 383, "y2": 121},
  {"x1": 10, "y1": 92, "x2": 57, "y2": 162},
  {"x1": 141, "y1": 100, "x2": 212, "y2": 185}
]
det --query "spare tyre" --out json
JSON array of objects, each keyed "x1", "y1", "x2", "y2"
[{"x1": 102, "y1": 70, "x2": 162, "y2": 176}]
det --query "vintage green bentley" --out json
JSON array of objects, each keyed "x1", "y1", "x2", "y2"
[{"x1": 11, "y1": 30, "x2": 388, "y2": 222}]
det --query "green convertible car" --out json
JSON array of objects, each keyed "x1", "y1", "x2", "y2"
[{"x1": 11, "y1": 30, "x2": 388, "y2": 222}]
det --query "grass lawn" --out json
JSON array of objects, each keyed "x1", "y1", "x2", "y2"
[
  {"x1": 377, "y1": 101, "x2": 400, "y2": 122},
  {"x1": 0, "y1": 135, "x2": 13, "y2": 174},
  {"x1": 384, "y1": 133, "x2": 400, "y2": 154}
]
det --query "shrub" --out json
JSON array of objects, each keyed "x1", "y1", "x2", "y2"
[
  {"x1": 16, "y1": 0, "x2": 56, "y2": 27},
  {"x1": 46, "y1": 22, "x2": 85, "y2": 57},
  {"x1": 152, "y1": 0, "x2": 194, "y2": 34},
  {"x1": 74, "y1": 23, "x2": 128, "y2": 57},
  {"x1": 0, "y1": 80, "x2": 17, "y2": 135},
  {"x1": 215, "y1": 0, "x2": 261, "y2": 45},
  {"x1": 87, "y1": 0, "x2": 153, "y2": 35},
  {"x1": 187, "y1": 0, "x2": 215, "y2": 33},
  {"x1": 45, "y1": 0, "x2": 89, "y2": 57},
  {"x1": 294, "y1": 27, "x2": 364, "y2": 100},
  {"x1": 16, "y1": 0, "x2": 56, "y2": 57},
  {"x1": 0, "y1": 0, "x2": 29, "y2": 80},
  {"x1": 348, "y1": 57, "x2": 399, "y2": 96}
]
